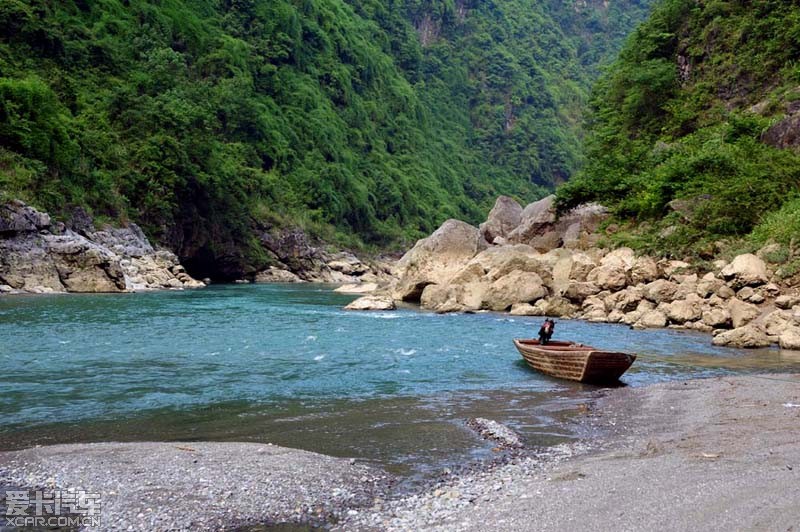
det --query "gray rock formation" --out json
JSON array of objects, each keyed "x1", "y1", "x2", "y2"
[{"x1": 0, "y1": 201, "x2": 204, "y2": 294}]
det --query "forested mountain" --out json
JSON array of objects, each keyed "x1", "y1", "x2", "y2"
[
  {"x1": 559, "y1": 0, "x2": 800, "y2": 260},
  {"x1": 0, "y1": 0, "x2": 652, "y2": 277}
]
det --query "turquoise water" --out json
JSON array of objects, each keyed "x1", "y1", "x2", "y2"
[{"x1": 1, "y1": 284, "x2": 798, "y2": 478}]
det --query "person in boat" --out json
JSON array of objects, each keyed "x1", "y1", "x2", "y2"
[{"x1": 538, "y1": 318, "x2": 555, "y2": 345}]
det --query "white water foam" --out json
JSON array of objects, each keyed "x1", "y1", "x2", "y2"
[{"x1": 314, "y1": 354, "x2": 326, "y2": 361}]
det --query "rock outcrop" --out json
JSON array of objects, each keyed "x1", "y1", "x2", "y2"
[
  {"x1": 0, "y1": 201, "x2": 204, "y2": 294},
  {"x1": 256, "y1": 227, "x2": 392, "y2": 285},
  {"x1": 393, "y1": 220, "x2": 488, "y2": 301},
  {"x1": 353, "y1": 195, "x2": 800, "y2": 351}
]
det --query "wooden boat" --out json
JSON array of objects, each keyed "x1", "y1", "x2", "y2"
[{"x1": 513, "y1": 339, "x2": 636, "y2": 383}]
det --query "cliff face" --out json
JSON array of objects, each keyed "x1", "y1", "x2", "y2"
[
  {"x1": 558, "y1": 0, "x2": 800, "y2": 258},
  {"x1": 0, "y1": 201, "x2": 204, "y2": 294},
  {"x1": 0, "y1": 0, "x2": 653, "y2": 279}
]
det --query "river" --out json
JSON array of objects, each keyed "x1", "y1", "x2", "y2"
[{"x1": 1, "y1": 284, "x2": 798, "y2": 483}]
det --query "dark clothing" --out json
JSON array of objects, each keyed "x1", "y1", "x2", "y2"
[{"x1": 538, "y1": 320, "x2": 554, "y2": 344}]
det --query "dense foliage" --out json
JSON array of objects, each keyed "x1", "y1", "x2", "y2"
[
  {"x1": 0, "y1": 0, "x2": 651, "y2": 275},
  {"x1": 558, "y1": 0, "x2": 800, "y2": 257}
]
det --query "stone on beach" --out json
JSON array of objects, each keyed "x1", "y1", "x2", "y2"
[
  {"x1": 720, "y1": 254, "x2": 769, "y2": 288},
  {"x1": 344, "y1": 295, "x2": 396, "y2": 311},
  {"x1": 712, "y1": 324, "x2": 771, "y2": 348}
]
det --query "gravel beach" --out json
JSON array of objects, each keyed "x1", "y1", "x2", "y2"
[
  {"x1": 340, "y1": 374, "x2": 800, "y2": 531},
  {"x1": 0, "y1": 441, "x2": 391, "y2": 530},
  {"x1": 2, "y1": 374, "x2": 799, "y2": 531}
]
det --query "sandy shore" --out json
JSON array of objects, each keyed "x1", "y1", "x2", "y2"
[{"x1": 2, "y1": 375, "x2": 799, "y2": 531}]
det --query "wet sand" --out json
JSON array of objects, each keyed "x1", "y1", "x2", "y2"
[
  {"x1": 341, "y1": 374, "x2": 800, "y2": 531},
  {"x1": 2, "y1": 374, "x2": 799, "y2": 530}
]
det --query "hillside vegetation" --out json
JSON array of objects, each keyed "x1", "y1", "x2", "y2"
[
  {"x1": 558, "y1": 0, "x2": 800, "y2": 262},
  {"x1": 0, "y1": 0, "x2": 651, "y2": 277}
]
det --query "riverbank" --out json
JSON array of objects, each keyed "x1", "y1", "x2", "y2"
[
  {"x1": 2, "y1": 374, "x2": 798, "y2": 530},
  {"x1": 340, "y1": 373, "x2": 800, "y2": 531}
]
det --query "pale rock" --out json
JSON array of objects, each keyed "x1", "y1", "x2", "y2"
[
  {"x1": 561, "y1": 281, "x2": 601, "y2": 303},
  {"x1": 763, "y1": 283, "x2": 781, "y2": 296},
  {"x1": 715, "y1": 284, "x2": 736, "y2": 299},
  {"x1": 604, "y1": 286, "x2": 644, "y2": 313},
  {"x1": 712, "y1": 324, "x2": 771, "y2": 348},
  {"x1": 666, "y1": 298, "x2": 703, "y2": 324},
  {"x1": 760, "y1": 310, "x2": 794, "y2": 337},
  {"x1": 674, "y1": 274, "x2": 699, "y2": 300},
  {"x1": 661, "y1": 260, "x2": 691, "y2": 278},
  {"x1": 688, "y1": 321, "x2": 714, "y2": 333},
  {"x1": 569, "y1": 252, "x2": 598, "y2": 282},
  {"x1": 635, "y1": 310, "x2": 668, "y2": 329},
  {"x1": 394, "y1": 219, "x2": 487, "y2": 301},
  {"x1": 779, "y1": 327, "x2": 800, "y2": 350},
  {"x1": 643, "y1": 279, "x2": 679, "y2": 304},
  {"x1": 600, "y1": 247, "x2": 635, "y2": 270},
  {"x1": 480, "y1": 196, "x2": 523, "y2": 244},
  {"x1": 539, "y1": 296, "x2": 578, "y2": 318},
  {"x1": 507, "y1": 195, "x2": 557, "y2": 245},
  {"x1": 344, "y1": 296, "x2": 396, "y2": 311},
  {"x1": 775, "y1": 294, "x2": 800, "y2": 309},
  {"x1": 255, "y1": 267, "x2": 303, "y2": 283},
  {"x1": 449, "y1": 262, "x2": 487, "y2": 285},
  {"x1": 727, "y1": 298, "x2": 761, "y2": 328},
  {"x1": 607, "y1": 309, "x2": 625, "y2": 323},
  {"x1": 702, "y1": 307, "x2": 732, "y2": 329},
  {"x1": 630, "y1": 256, "x2": 659, "y2": 284},
  {"x1": 696, "y1": 273, "x2": 724, "y2": 299},
  {"x1": 721, "y1": 254, "x2": 769, "y2": 288},
  {"x1": 622, "y1": 310, "x2": 642, "y2": 325},
  {"x1": 473, "y1": 247, "x2": 552, "y2": 287},
  {"x1": 510, "y1": 302, "x2": 542, "y2": 316},
  {"x1": 587, "y1": 263, "x2": 628, "y2": 292},
  {"x1": 583, "y1": 308, "x2": 609, "y2": 322},
  {"x1": 483, "y1": 271, "x2": 547, "y2": 311}
]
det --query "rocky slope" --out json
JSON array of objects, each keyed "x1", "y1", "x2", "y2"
[
  {"x1": 0, "y1": 201, "x2": 204, "y2": 294},
  {"x1": 353, "y1": 196, "x2": 800, "y2": 350}
]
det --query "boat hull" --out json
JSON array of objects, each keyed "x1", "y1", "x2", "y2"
[{"x1": 513, "y1": 339, "x2": 635, "y2": 383}]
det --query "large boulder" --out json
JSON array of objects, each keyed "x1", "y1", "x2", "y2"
[
  {"x1": 727, "y1": 298, "x2": 761, "y2": 328},
  {"x1": 482, "y1": 271, "x2": 547, "y2": 311},
  {"x1": 507, "y1": 195, "x2": 557, "y2": 246},
  {"x1": 480, "y1": 196, "x2": 523, "y2": 244},
  {"x1": 394, "y1": 220, "x2": 487, "y2": 301},
  {"x1": 420, "y1": 280, "x2": 488, "y2": 313},
  {"x1": 712, "y1": 325, "x2": 771, "y2": 348},
  {"x1": 720, "y1": 254, "x2": 769, "y2": 288}
]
